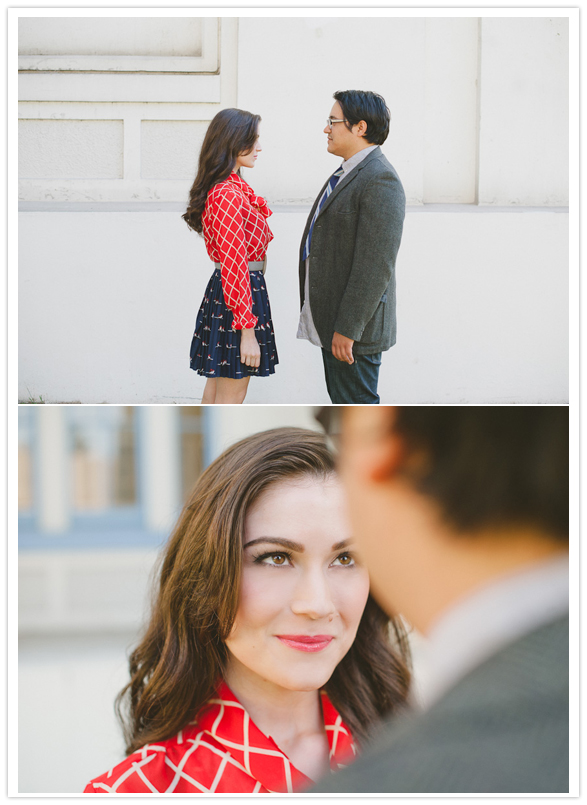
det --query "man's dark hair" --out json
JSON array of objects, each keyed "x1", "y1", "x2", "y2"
[
  {"x1": 394, "y1": 406, "x2": 569, "y2": 541},
  {"x1": 333, "y1": 90, "x2": 391, "y2": 145}
]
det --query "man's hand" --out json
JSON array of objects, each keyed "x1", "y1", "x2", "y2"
[{"x1": 332, "y1": 331, "x2": 355, "y2": 364}]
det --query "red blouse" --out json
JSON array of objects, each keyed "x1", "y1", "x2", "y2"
[
  {"x1": 202, "y1": 173, "x2": 273, "y2": 331},
  {"x1": 84, "y1": 681, "x2": 356, "y2": 794}
]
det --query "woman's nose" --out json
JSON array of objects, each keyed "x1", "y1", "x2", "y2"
[{"x1": 290, "y1": 570, "x2": 336, "y2": 620}]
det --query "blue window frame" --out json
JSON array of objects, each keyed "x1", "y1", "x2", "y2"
[
  {"x1": 67, "y1": 406, "x2": 142, "y2": 531},
  {"x1": 18, "y1": 406, "x2": 209, "y2": 551},
  {"x1": 18, "y1": 406, "x2": 37, "y2": 530}
]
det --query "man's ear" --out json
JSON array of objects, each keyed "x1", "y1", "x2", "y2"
[
  {"x1": 355, "y1": 119, "x2": 368, "y2": 138},
  {"x1": 345, "y1": 407, "x2": 406, "y2": 484},
  {"x1": 368, "y1": 428, "x2": 406, "y2": 483}
]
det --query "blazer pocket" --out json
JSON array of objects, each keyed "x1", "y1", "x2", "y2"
[{"x1": 360, "y1": 299, "x2": 386, "y2": 344}]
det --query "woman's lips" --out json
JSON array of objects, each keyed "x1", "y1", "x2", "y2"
[{"x1": 276, "y1": 635, "x2": 334, "y2": 653}]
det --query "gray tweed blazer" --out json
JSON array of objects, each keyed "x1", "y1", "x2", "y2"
[
  {"x1": 299, "y1": 147, "x2": 405, "y2": 355},
  {"x1": 312, "y1": 615, "x2": 569, "y2": 794}
]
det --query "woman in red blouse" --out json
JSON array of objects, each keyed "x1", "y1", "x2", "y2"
[
  {"x1": 84, "y1": 428, "x2": 411, "y2": 794},
  {"x1": 183, "y1": 109, "x2": 277, "y2": 404}
]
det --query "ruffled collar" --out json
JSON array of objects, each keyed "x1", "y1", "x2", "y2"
[{"x1": 226, "y1": 172, "x2": 272, "y2": 218}]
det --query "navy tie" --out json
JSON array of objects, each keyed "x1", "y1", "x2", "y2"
[{"x1": 302, "y1": 165, "x2": 344, "y2": 260}]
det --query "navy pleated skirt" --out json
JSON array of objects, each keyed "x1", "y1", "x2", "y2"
[{"x1": 189, "y1": 268, "x2": 279, "y2": 378}]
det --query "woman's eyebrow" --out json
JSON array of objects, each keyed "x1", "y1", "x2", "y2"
[
  {"x1": 243, "y1": 538, "x2": 353, "y2": 552},
  {"x1": 243, "y1": 537, "x2": 304, "y2": 551}
]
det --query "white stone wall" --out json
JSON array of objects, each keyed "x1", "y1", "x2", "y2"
[
  {"x1": 17, "y1": 13, "x2": 570, "y2": 403},
  {"x1": 238, "y1": 16, "x2": 568, "y2": 206},
  {"x1": 19, "y1": 17, "x2": 207, "y2": 58},
  {"x1": 19, "y1": 633, "x2": 133, "y2": 793},
  {"x1": 18, "y1": 206, "x2": 569, "y2": 403},
  {"x1": 478, "y1": 18, "x2": 569, "y2": 206},
  {"x1": 18, "y1": 15, "x2": 570, "y2": 206},
  {"x1": 18, "y1": 15, "x2": 235, "y2": 204}
]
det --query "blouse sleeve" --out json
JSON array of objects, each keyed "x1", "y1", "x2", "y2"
[{"x1": 208, "y1": 187, "x2": 258, "y2": 331}]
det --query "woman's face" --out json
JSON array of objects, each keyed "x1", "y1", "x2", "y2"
[
  {"x1": 235, "y1": 130, "x2": 262, "y2": 171},
  {"x1": 225, "y1": 475, "x2": 370, "y2": 696}
]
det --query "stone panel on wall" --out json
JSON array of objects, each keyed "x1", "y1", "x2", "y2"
[
  {"x1": 18, "y1": 17, "x2": 219, "y2": 73},
  {"x1": 19, "y1": 550, "x2": 158, "y2": 632},
  {"x1": 66, "y1": 566, "x2": 149, "y2": 616},
  {"x1": 141, "y1": 120, "x2": 208, "y2": 180},
  {"x1": 18, "y1": 17, "x2": 238, "y2": 202},
  {"x1": 19, "y1": 17, "x2": 204, "y2": 57},
  {"x1": 424, "y1": 18, "x2": 479, "y2": 203},
  {"x1": 478, "y1": 17, "x2": 569, "y2": 205},
  {"x1": 19, "y1": 119, "x2": 123, "y2": 179},
  {"x1": 18, "y1": 568, "x2": 47, "y2": 617}
]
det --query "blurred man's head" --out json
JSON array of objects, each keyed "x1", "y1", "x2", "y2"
[{"x1": 334, "y1": 406, "x2": 569, "y2": 632}]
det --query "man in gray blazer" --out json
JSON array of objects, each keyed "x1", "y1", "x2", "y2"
[
  {"x1": 297, "y1": 90, "x2": 405, "y2": 404},
  {"x1": 314, "y1": 406, "x2": 570, "y2": 794}
]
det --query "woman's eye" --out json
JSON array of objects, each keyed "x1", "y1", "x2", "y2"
[
  {"x1": 258, "y1": 552, "x2": 290, "y2": 566},
  {"x1": 333, "y1": 553, "x2": 354, "y2": 567}
]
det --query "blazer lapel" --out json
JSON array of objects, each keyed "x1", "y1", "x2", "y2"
[
  {"x1": 317, "y1": 146, "x2": 381, "y2": 219},
  {"x1": 301, "y1": 176, "x2": 332, "y2": 245}
]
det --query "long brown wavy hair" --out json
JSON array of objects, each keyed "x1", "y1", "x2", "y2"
[
  {"x1": 182, "y1": 107, "x2": 261, "y2": 234},
  {"x1": 116, "y1": 427, "x2": 411, "y2": 755}
]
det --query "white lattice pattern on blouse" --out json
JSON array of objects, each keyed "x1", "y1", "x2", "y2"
[
  {"x1": 84, "y1": 681, "x2": 356, "y2": 794},
  {"x1": 202, "y1": 174, "x2": 273, "y2": 330}
]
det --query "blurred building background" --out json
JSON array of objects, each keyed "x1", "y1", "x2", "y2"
[
  {"x1": 18, "y1": 405, "x2": 323, "y2": 793},
  {"x1": 17, "y1": 12, "x2": 571, "y2": 404}
]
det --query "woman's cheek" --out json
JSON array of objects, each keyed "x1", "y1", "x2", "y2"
[
  {"x1": 238, "y1": 570, "x2": 288, "y2": 621},
  {"x1": 338, "y1": 569, "x2": 370, "y2": 624}
]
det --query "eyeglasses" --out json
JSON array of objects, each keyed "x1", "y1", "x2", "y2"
[{"x1": 326, "y1": 117, "x2": 346, "y2": 129}]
